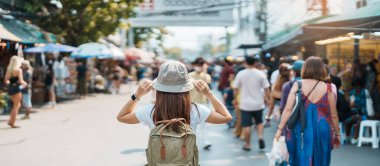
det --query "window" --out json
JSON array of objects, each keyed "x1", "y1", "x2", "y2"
[{"x1": 356, "y1": 0, "x2": 367, "y2": 8}]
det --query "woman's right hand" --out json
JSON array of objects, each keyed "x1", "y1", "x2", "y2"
[{"x1": 135, "y1": 79, "x2": 153, "y2": 99}]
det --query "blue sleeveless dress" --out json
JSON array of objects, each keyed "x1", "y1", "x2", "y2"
[{"x1": 284, "y1": 84, "x2": 334, "y2": 166}]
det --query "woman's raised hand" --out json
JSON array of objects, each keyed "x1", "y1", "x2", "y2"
[
  {"x1": 193, "y1": 80, "x2": 212, "y2": 97},
  {"x1": 135, "y1": 79, "x2": 153, "y2": 98}
]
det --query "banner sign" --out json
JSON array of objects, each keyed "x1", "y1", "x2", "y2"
[{"x1": 128, "y1": 0, "x2": 234, "y2": 27}]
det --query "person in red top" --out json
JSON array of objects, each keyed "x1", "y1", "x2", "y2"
[{"x1": 218, "y1": 57, "x2": 234, "y2": 93}]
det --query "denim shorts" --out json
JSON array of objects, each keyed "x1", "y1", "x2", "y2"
[{"x1": 22, "y1": 93, "x2": 32, "y2": 108}]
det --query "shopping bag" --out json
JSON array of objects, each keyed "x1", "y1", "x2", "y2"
[
  {"x1": 365, "y1": 89, "x2": 375, "y2": 117},
  {"x1": 266, "y1": 136, "x2": 289, "y2": 166}
]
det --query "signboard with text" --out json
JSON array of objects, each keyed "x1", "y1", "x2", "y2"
[{"x1": 127, "y1": 0, "x2": 234, "y2": 27}]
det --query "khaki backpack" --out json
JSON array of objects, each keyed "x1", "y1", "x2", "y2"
[{"x1": 145, "y1": 118, "x2": 199, "y2": 166}]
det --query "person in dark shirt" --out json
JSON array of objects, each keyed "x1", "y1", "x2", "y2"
[
  {"x1": 45, "y1": 64, "x2": 56, "y2": 108},
  {"x1": 76, "y1": 62, "x2": 87, "y2": 98},
  {"x1": 224, "y1": 85, "x2": 236, "y2": 129},
  {"x1": 218, "y1": 57, "x2": 234, "y2": 93}
]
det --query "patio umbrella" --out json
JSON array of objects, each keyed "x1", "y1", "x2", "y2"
[
  {"x1": 108, "y1": 45, "x2": 125, "y2": 60},
  {"x1": 124, "y1": 48, "x2": 155, "y2": 63},
  {"x1": 24, "y1": 43, "x2": 77, "y2": 53},
  {"x1": 71, "y1": 43, "x2": 112, "y2": 59}
]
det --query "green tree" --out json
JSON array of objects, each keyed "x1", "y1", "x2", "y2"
[
  {"x1": 164, "y1": 47, "x2": 182, "y2": 60},
  {"x1": 24, "y1": 0, "x2": 141, "y2": 46},
  {"x1": 133, "y1": 27, "x2": 168, "y2": 48}
]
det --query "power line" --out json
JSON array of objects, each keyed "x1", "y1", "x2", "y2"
[{"x1": 139, "y1": 0, "x2": 256, "y2": 17}]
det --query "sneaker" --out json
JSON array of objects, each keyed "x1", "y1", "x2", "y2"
[
  {"x1": 351, "y1": 138, "x2": 358, "y2": 145},
  {"x1": 259, "y1": 139, "x2": 266, "y2": 149},
  {"x1": 21, "y1": 115, "x2": 30, "y2": 120}
]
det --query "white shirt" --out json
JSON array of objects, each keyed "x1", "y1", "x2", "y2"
[
  {"x1": 135, "y1": 104, "x2": 211, "y2": 131},
  {"x1": 270, "y1": 69, "x2": 279, "y2": 85},
  {"x1": 234, "y1": 68, "x2": 270, "y2": 111}
]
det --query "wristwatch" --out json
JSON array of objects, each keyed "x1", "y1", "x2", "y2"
[{"x1": 131, "y1": 94, "x2": 140, "y2": 101}]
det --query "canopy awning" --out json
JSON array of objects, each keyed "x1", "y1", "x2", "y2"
[
  {"x1": 0, "y1": 25, "x2": 22, "y2": 42},
  {"x1": 263, "y1": 4, "x2": 380, "y2": 51},
  {"x1": 0, "y1": 16, "x2": 57, "y2": 44}
]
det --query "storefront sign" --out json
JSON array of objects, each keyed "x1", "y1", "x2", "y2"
[{"x1": 128, "y1": 0, "x2": 234, "y2": 27}]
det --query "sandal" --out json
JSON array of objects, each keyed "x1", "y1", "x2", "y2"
[
  {"x1": 242, "y1": 146, "x2": 251, "y2": 151},
  {"x1": 8, "y1": 123, "x2": 20, "y2": 128}
]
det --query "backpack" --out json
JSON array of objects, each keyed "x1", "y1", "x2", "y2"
[{"x1": 145, "y1": 118, "x2": 199, "y2": 166}]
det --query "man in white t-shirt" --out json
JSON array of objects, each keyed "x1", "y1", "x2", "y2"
[{"x1": 233, "y1": 56, "x2": 270, "y2": 151}]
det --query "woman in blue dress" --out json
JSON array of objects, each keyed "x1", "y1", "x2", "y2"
[{"x1": 275, "y1": 56, "x2": 341, "y2": 166}]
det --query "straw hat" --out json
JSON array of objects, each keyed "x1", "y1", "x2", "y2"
[{"x1": 152, "y1": 61, "x2": 194, "y2": 93}]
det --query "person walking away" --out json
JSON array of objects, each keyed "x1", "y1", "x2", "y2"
[
  {"x1": 21, "y1": 60, "x2": 33, "y2": 119},
  {"x1": 232, "y1": 61, "x2": 246, "y2": 138},
  {"x1": 274, "y1": 56, "x2": 340, "y2": 166},
  {"x1": 45, "y1": 64, "x2": 56, "y2": 108},
  {"x1": 279, "y1": 60, "x2": 304, "y2": 113},
  {"x1": 4, "y1": 56, "x2": 27, "y2": 128},
  {"x1": 234, "y1": 55, "x2": 270, "y2": 151},
  {"x1": 189, "y1": 57, "x2": 213, "y2": 150},
  {"x1": 266, "y1": 63, "x2": 290, "y2": 123},
  {"x1": 117, "y1": 61, "x2": 232, "y2": 165},
  {"x1": 223, "y1": 81, "x2": 235, "y2": 129},
  {"x1": 76, "y1": 62, "x2": 87, "y2": 98},
  {"x1": 218, "y1": 57, "x2": 234, "y2": 94}
]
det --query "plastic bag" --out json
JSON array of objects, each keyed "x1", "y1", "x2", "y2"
[{"x1": 266, "y1": 136, "x2": 289, "y2": 166}]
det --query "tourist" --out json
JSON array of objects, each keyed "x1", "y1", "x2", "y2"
[
  {"x1": 275, "y1": 56, "x2": 340, "y2": 165},
  {"x1": 233, "y1": 55, "x2": 270, "y2": 151},
  {"x1": 21, "y1": 60, "x2": 33, "y2": 119},
  {"x1": 117, "y1": 61, "x2": 231, "y2": 155},
  {"x1": 4, "y1": 56, "x2": 27, "y2": 128},
  {"x1": 189, "y1": 57, "x2": 213, "y2": 150},
  {"x1": 266, "y1": 63, "x2": 290, "y2": 122}
]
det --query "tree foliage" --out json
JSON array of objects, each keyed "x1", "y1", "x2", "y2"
[
  {"x1": 133, "y1": 27, "x2": 168, "y2": 48},
  {"x1": 164, "y1": 47, "x2": 182, "y2": 60},
  {"x1": 24, "y1": 0, "x2": 141, "y2": 46}
]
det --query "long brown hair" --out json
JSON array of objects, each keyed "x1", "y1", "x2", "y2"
[
  {"x1": 153, "y1": 91, "x2": 192, "y2": 132},
  {"x1": 273, "y1": 63, "x2": 291, "y2": 92},
  {"x1": 301, "y1": 56, "x2": 327, "y2": 81}
]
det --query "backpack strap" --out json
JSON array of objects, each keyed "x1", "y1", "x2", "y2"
[{"x1": 156, "y1": 118, "x2": 189, "y2": 160}]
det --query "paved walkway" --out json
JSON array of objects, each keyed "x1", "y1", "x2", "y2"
[{"x1": 0, "y1": 84, "x2": 379, "y2": 166}]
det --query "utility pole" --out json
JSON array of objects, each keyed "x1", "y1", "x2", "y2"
[
  {"x1": 307, "y1": 0, "x2": 329, "y2": 16},
  {"x1": 257, "y1": 0, "x2": 268, "y2": 42},
  {"x1": 321, "y1": 0, "x2": 328, "y2": 16}
]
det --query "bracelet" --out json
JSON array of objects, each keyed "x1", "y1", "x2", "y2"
[{"x1": 277, "y1": 126, "x2": 284, "y2": 130}]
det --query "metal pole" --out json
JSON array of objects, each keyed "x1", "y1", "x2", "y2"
[
  {"x1": 337, "y1": 42, "x2": 341, "y2": 72},
  {"x1": 354, "y1": 38, "x2": 359, "y2": 60},
  {"x1": 128, "y1": 27, "x2": 135, "y2": 47}
]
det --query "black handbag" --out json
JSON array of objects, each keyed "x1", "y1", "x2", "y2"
[{"x1": 287, "y1": 80, "x2": 320, "y2": 132}]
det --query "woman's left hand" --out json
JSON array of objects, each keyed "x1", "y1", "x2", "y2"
[{"x1": 193, "y1": 80, "x2": 212, "y2": 97}]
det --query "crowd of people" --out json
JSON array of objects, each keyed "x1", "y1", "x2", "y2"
[
  {"x1": 2, "y1": 53, "x2": 167, "y2": 128},
  {"x1": 4, "y1": 52, "x2": 380, "y2": 165},
  {"x1": 118, "y1": 54, "x2": 380, "y2": 165}
]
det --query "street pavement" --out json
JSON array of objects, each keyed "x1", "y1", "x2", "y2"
[{"x1": 0, "y1": 84, "x2": 379, "y2": 166}]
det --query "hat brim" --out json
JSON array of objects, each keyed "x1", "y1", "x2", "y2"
[{"x1": 152, "y1": 78, "x2": 194, "y2": 93}]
